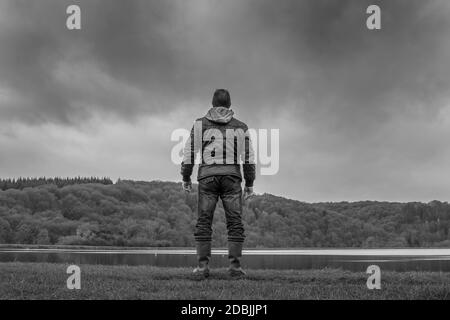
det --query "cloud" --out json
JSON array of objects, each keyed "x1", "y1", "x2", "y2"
[{"x1": 1, "y1": 0, "x2": 450, "y2": 201}]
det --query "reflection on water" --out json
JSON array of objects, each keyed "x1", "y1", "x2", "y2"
[{"x1": 1, "y1": 249, "x2": 450, "y2": 271}]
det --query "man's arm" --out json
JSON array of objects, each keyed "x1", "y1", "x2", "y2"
[
  {"x1": 180, "y1": 121, "x2": 201, "y2": 191},
  {"x1": 242, "y1": 130, "x2": 256, "y2": 199}
]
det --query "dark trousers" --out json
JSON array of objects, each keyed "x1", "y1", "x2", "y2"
[{"x1": 194, "y1": 175, "x2": 245, "y2": 243}]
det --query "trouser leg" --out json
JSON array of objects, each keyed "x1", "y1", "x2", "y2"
[
  {"x1": 220, "y1": 176, "x2": 245, "y2": 269},
  {"x1": 228, "y1": 241, "x2": 243, "y2": 269},
  {"x1": 194, "y1": 177, "x2": 219, "y2": 267},
  {"x1": 195, "y1": 241, "x2": 211, "y2": 268}
]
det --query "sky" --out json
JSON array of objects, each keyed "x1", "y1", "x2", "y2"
[{"x1": 1, "y1": 0, "x2": 450, "y2": 202}]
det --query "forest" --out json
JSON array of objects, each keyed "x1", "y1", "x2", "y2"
[{"x1": 0, "y1": 178, "x2": 449, "y2": 248}]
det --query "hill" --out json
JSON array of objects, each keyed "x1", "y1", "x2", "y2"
[{"x1": 0, "y1": 179, "x2": 449, "y2": 247}]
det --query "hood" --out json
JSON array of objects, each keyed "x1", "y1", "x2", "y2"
[{"x1": 205, "y1": 106, "x2": 234, "y2": 124}]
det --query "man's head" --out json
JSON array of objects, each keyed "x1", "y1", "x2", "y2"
[{"x1": 212, "y1": 89, "x2": 231, "y2": 108}]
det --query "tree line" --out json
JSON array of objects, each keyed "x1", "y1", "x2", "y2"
[
  {"x1": 0, "y1": 179, "x2": 449, "y2": 248},
  {"x1": 0, "y1": 177, "x2": 113, "y2": 191}
]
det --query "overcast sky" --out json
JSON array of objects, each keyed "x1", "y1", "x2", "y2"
[{"x1": 1, "y1": 0, "x2": 450, "y2": 202}]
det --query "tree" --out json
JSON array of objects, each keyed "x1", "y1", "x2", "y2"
[
  {"x1": 0, "y1": 218, "x2": 12, "y2": 243},
  {"x1": 36, "y1": 229, "x2": 51, "y2": 244},
  {"x1": 15, "y1": 223, "x2": 40, "y2": 244}
]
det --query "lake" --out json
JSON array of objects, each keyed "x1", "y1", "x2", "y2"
[{"x1": 1, "y1": 248, "x2": 450, "y2": 271}]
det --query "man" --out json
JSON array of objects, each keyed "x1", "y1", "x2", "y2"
[{"x1": 181, "y1": 89, "x2": 255, "y2": 278}]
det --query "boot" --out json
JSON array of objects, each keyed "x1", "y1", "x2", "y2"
[
  {"x1": 228, "y1": 241, "x2": 246, "y2": 277},
  {"x1": 193, "y1": 242, "x2": 211, "y2": 278}
]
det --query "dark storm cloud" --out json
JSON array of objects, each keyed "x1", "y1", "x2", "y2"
[
  {"x1": 1, "y1": 0, "x2": 449, "y2": 125},
  {"x1": 1, "y1": 0, "x2": 450, "y2": 201},
  {"x1": 0, "y1": 0, "x2": 180, "y2": 123}
]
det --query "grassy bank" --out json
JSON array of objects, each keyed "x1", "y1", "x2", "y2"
[{"x1": 0, "y1": 262, "x2": 449, "y2": 299}]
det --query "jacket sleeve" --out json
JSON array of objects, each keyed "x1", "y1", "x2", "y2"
[
  {"x1": 180, "y1": 122, "x2": 201, "y2": 182},
  {"x1": 242, "y1": 130, "x2": 256, "y2": 187}
]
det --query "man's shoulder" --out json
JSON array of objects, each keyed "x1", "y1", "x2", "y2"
[
  {"x1": 193, "y1": 117, "x2": 210, "y2": 125},
  {"x1": 229, "y1": 117, "x2": 249, "y2": 130}
]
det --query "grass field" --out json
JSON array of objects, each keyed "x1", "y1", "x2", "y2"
[{"x1": 0, "y1": 262, "x2": 449, "y2": 299}]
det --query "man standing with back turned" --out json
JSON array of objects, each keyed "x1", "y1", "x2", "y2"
[{"x1": 181, "y1": 89, "x2": 256, "y2": 278}]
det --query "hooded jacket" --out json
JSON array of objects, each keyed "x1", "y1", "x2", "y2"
[{"x1": 181, "y1": 107, "x2": 256, "y2": 187}]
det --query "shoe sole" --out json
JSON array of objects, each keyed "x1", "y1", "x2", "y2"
[
  {"x1": 228, "y1": 271, "x2": 246, "y2": 278},
  {"x1": 192, "y1": 270, "x2": 210, "y2": 279}
]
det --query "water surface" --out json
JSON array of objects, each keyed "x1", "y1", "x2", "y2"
[{"x1": 1, "y1": 248, "x2": 449, "y2": 271}]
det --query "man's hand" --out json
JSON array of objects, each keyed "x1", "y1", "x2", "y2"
[
  {"x1": 243, "y1": 186, "x2": 255, "y2": 201},
  {"x1": 182, "y1": 181, "x2": 192, "y2": 193}
]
